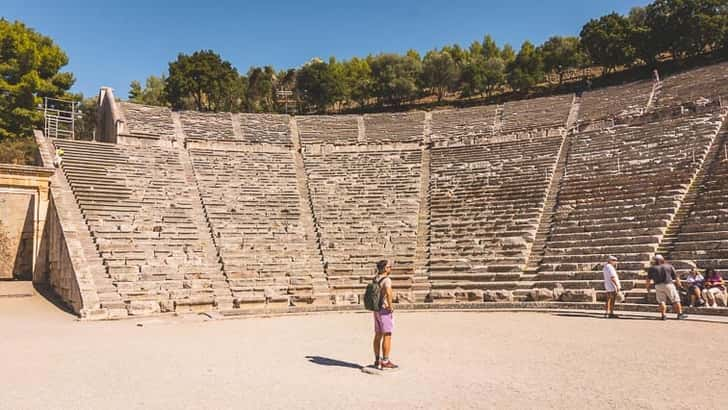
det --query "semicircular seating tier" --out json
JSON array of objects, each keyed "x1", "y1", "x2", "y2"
[
  {"x1": 52, "y1": 138, "x2": 230, "y2": 313},
  {"x1": 534, "y1": 112, "x2": 725, "y2": 301},
  {"x1": 654, "y1": 61, "x2": 728, "y2": 110}
]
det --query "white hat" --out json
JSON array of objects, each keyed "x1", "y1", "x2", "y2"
[
  {"x1": 654, "y1": 254, "x2": 664, "y2": 261},
  {"x1": 608, "y1": 255, "x2": 618, "y2": 261}
]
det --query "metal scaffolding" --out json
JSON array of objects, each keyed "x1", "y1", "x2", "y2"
[{"x1": 42, "y1": 97, "x2": 78, "y2": 139}]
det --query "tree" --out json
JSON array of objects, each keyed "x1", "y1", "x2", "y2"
[
  {"x1": 73, "y1": 95, "x2": 97, "y2": 141},
  {"x1": 165, "y1": 50, "x2": 239, "y2": 111},
  {"x1": 500, "y1": 44, "x2": 516, "y2": 65},
  {"x1": 368, "y1": 53, "x2": 422, "y2": 105},
  {"x1": 508, "y1": 41, "x2": 544, "y2": 93},
  {"x1": 580, "y1": 13, "x2": 635, "y2": 75},
  {"x1": 540, "y1": 36, "x2": 588, "y2": 85},
  {"x1": 128, "y1": 80, "x2": 143, "y2": 101},
  {"x1": 0, "y1": 19, "x2": 74, "y2": 141},
  {"x1": 129, "y1": 75, "x2": 167, "y2": 106},
  {"x1": 342, "y1": 57, "x2": 372, "y2": 108},
  {"x1": 482, "y1": 35, "x2": 500, "y2": 59},
  {"x1": 628, "y1": 6, "x2": 661, "y2": 66},
  {"x1": 421, "y1": 50, "x2": 460, "y2": 101},
  {"x1": 460, "y1": 55, "x2": 505, "y2": 97},
  {"x1": 246, "y1": 66, "x2": 276, "y2": 112},
  {"x1": 645, "y1": 0, "x2": 728, "y2": 59},
  {"x1": 295, "y1": 58, "x2": 340, "y2": 112}
]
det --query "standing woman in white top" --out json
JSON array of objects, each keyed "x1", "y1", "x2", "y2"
[{"x1": 603, "y1": 256, "x2": 621, "y2": 319}]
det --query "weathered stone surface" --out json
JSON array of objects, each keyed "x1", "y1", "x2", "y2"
[
  {"x1": 427, "y1": 290, "x2": 456, "y2": 303},
  {"x1": 129, "y1": 300, "x2": 161, "y2": 316},
  {"x1": 530, "y1": 288, "x2": 555, "y2": 302},
  {"x1": 483, "y1": 290, "x2": 514, "y2": 302},
  {"x1": 560, "y1": 289, "x2": 597, "y2": 303}
]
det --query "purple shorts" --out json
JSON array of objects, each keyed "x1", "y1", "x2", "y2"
[{"x1": 373, "y1": 309, "x2": 394, "y2": 334}]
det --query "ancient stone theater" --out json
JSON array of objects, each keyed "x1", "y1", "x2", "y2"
[{"x1": 5, "y1": 61, "x2": 728, "y2": 319}]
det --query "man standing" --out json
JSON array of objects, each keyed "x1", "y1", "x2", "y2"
[
  {"x1": 372, "y1": 260, "x2": 398, "y2": 370},
  {"x1": 603, "y1": 256, "x2": 621, "y2": 318},
  {"x1": 646, "y1": 255, "x2": 687, "y2": 320}
]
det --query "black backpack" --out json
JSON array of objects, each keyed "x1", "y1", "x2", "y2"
[{"x1": 363, "y1": 277, "x2": 385, "y2": 311}]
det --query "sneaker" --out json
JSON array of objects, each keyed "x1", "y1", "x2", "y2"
[
  {"x1": 608, "y1": 313, "x2": 620, "y2": 319},
  {"x1": 380, "y1": 360, "x2": 399, "y2": 370},
  {"x1": 374, "y1": 360, "x2": 381, "y2": 369},
  {"x1": 677, "y1": 313, "x2": 688, "y2": 320},
  {"x1": 660, "y1": 315, "x2": 667, "y2": 321}
]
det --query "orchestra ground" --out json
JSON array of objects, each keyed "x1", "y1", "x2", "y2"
[{"x1": 2, "y1": 296, "x2": 727, "y2": 409}]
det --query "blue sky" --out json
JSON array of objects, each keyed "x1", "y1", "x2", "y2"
[{"x1": 4, "y1": 0, "x2": 649, "y2": 99}]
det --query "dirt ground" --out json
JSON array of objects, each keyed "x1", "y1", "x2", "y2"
[{"x1": 1, "y1": 296, "x2": 727, "y2": 410}]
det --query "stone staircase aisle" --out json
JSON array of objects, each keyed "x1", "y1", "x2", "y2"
[
  {"x1": 176, "y1": 143, "x2": 234, "y2": 310},
  {"x1": 413, "y1": 112, "x2": 432, "y2": 302},
  {"x1": 645, "y1": 72, "x2": 663, "y2": 112},
  {"x1": 566, "y1": 94, "x2": 581, "y2": 130},
  {"x1": 493, "y1": 104, "x2": 504, "y2": 134},
  {"x1": 520, "y1": 134, "x2": 573, "y2": 300},
  {"x1": 290, "y1": 118, "x2": 331, "y2": 304}
]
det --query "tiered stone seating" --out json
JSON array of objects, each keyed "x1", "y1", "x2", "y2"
[
  {"x1": 297, "y1": 115, "x2": 360, "y2": 145},
  {"x1": 238, "y1": 113, "x2": 291, "y2": 145},
  {"x1": 304, "y1": 149, "x2": 422, "y2": 302},
  {"x1": 180, "y1": 111, "x2": 235, "y2": 141},
  {"x1": 189, "y1": 148, "x2": 326, "y2": 306},
  {"x1": 579, "y1": 80, "x2": 654, "y2": 121},
  {"x1": 428, "y1": 137, "x2": 563, "y2": 296},
  {"x1": 430, "y1": 105, "x2": 498, "y2": 145},
  {"x1": 536, "y1": 112, "x2": 724, "y2": 298},
  {"x1": 119, "y1": 102, "x2": 175, "y2": 138},
  {"x1": 501, "y1": 94, "x2": 572, "y2": 133},
  {"x1": 656, "y1": 61, "x2": 728, "y2": 110},
  {"x1": 52, "y1": 138, "x2": 229, "y2": 313},
  {"x1": 669, "y1": 134, "x2": 728, "y2": 272},
  {"x1": 363, "y1": 112, "x2": 424, "y2": 144}
]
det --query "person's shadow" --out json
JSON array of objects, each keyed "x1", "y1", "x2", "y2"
[{"x1": 305, "y1": 356, "x2": 363, "y2": 370}]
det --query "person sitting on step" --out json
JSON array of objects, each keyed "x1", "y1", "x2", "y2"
[
  {"x1": 683, "y1": 268, "x2": 705, "y2": 308},
  {"x1": 702, "y1": 268, "x2": 727, "y2": 308}
]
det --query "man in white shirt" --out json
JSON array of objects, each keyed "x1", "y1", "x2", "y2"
[{"x1": 603, "y1": 255, "x2": 621, "y2": 318}]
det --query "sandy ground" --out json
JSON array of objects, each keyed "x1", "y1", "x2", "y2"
[{"x1": 1, "y1": 296, "x2": 727, "y2": 410}]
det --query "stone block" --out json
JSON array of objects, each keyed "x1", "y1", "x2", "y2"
[
  {"x1": 483, "y1": 290, "x2": 514, "y2": 302},
  {"x1": 426, "y1": 290, "x2": 456, "y2": 303},
  {"x1": 529, "y1": 288, "x2": 555, "y2": 301},
  {"x1": 333, "y1": 293, "x2": 359, "y2": 305},
  {"x1": 559, "y1": 289, "x2": 597, "y2": 303},
  {"x1": 454, "y1": 290, "x2": 483, "y2": 302},
  {"x1": 129, "y1": 300, "x2": 161, "y2": 316}
]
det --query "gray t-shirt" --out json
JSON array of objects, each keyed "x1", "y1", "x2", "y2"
[
  {"x1": 648, "y1": 264, "x2": 676, "y2": 284},
  {"x1": 374, "y1": 275, "x2": 392, "y2": 309}
]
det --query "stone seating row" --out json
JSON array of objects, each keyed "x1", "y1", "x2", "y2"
[
  {"x1": 188, "y1": 148, "x2": 328, "y2": 304},
  {"x1": 238, "y1": 113, "x2": 291, "y2": 145},
  {"x1": 362, "y1": 112, "x2": 425, "y2": 144},
  {"x1": 303, "y1": 149, "x2": 422, "y2": 302},
  {"x1": 120, "y1": 102, "x2": 176, "y2": 139},
  {"x1": 297, "y1": 115, "x2": 360, "y2": 145},
  {"x1": 53, "y1": 138, "x2": 229, "y2": 313},
  {"x1": 578, "y1": 80, "x2": 654, "y2": 121},
  {"x1": 180, "y1": 111, "x2": 235, "y2": 141},
  {"x1": 670, "y1": 135, "x2": 728, "y2": 271},
  {"x1": 655, "y1": 61, "x2": 728, "y2": 110},
  {"x1": 500, "y1": 94, "x2": 572, "y2": 133},
  {"x1": 428, "y1": 136, "x2": 564, "y2": 292},
  {"x1": 430, "y1": 105, "x2": 498, "y2": 144},
  {"x1": 536, "y1": 112, "x2": 724, "y2": 294}
]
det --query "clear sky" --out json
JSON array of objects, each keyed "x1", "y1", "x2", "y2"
[{"x1": 4, "y1": 0, "x2": 650, "y2": 99}]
